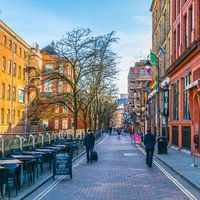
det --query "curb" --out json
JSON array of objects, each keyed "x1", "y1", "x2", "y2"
[{"x1": 19, "y1": 136, "x2": 105, "y2": 200}]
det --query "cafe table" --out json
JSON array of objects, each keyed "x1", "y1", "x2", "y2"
[
  {"x1": 22, "y1": 151, "x2": 46, "y2": 155},
  {"x1": 43, "y1": 146, "x2": 62, "y2": 151},
  {"x1": 0, "y1": 158, "x2": 24, "y2": 185},
  {"x1": 11, "y1": 155, "x2": 35, "y2": 160},
  {"x1": 34, "y1": 148, "x2": 57, "y2": 153}
]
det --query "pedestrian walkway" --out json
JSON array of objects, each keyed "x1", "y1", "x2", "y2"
[
  {"x1": 28, "y1": 135, "x2": 190, "y2": 200},
  {"x1": 156, "y1": 147, "x2": 200, "y2": 191}
]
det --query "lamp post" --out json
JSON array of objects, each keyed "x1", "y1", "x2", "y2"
[{"x1": 145, "y1": 54, "x2": 161, "y2": 137}]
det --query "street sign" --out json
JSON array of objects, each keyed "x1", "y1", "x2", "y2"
[
  {"x1": 163, "y1": 90, "x2": 169, "y2": 116},
  {"x1": 53, "y1": 151, "x2": 72, "y2": 179}
]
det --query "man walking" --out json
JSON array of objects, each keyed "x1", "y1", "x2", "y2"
[
  {"x1": 143, "y1": 130, "x2": 156, "y2": 167},
  {"x1": 84, "y1": 129, "x2": 95, "y2": 163}
]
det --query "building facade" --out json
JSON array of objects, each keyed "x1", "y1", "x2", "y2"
[
  {"x1": 150, "y1": 0, "x2": 171, "y2": 138},
  {"x1": 167, "y1": 0, "x2": 200, "y2": 152},
  {"x1": 0, "y1": 20, "x2": 31, "y2": 134},
  {"x1": 128, "y1": 60, "x2": 152, "y2": 133}
]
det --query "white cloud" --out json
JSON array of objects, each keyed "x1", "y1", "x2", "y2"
[{"x1": 113, "y1": 31, "x2": 151, "y2": 94}]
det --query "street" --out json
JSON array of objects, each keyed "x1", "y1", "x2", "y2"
[{"x1": 25, "y1": 135, "x2": 199, "y2": 200}]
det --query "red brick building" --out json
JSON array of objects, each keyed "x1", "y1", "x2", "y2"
[
  {"x1": 40, "y1": 44, "x2": 85, "y2": 135},
  {"x1": 128, "y1": 60, "x2": 152, "y2": 133},
  {"x1": 167, "y1": 0, "x2": 200, "y2": 152}
]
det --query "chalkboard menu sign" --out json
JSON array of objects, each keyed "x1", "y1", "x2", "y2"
[{"x1": 53, "y1": 151, "x2": 72, "y2": 179}]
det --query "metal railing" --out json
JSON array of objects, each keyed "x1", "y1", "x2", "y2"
[{"x1": 0, "y1": 130, "x2": 70, "y2": 157}]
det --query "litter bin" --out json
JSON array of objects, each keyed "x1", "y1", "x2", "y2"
[{"x1": 157, "y1": 136, "x2": 167, "y2": 154}]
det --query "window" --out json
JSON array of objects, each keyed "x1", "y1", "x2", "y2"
[
  {"x1": 45, "y1": 65, "x2": 53, "y2": 74},
  {"x1": 54, "y1": 119, "x2": 59, "y2": 129},
  {"x1": 173, "y1": 81, "x2": 179, "y2": 120},
  {"x1": 2, "y1": 57, "x2": 6, "y2": 72},
  {"x1": 164, "y1": 11, "x2": 167, "y2": 36},
  {"x1": 174, "y1": 30, "x2": 176, "y2": 59},
  {"x1": 160, "y1": 0, "x2": 162, "y2": 12},
  {"x1": 190, "y1": 6, "x2": 193, "y2": 32},
  {"x1": 156, "y1": 9, "x2": 158, "y2": 22},
  {"x1": 17, "y1": 111, "x2": 20, "y2": 123},
  {"x1": 183, "y1": 73, "x2": 191, "y2": 120},
  {"x1": 62, "y1": 119, "x2": 68, "y2": 129},
  {"x1": 13, "y1": 87, "x2": 16, "y2": 101},
  {"x1": 18, "y1": 89, "x2": 24, "y2": 103},
  {"x1": 3, "y1": 35, "x2": 6, "y2": 46},
  {"x1": 7, "y1": 85, "x2": 11, "y2": 100},
  {"x1": 12, "y1": 110, "x2": 15, "y2": 124},
  {"x1": 63, "y1": 106, "x2": 68, "y2": 113},
  {"x1": 1, "y1": 109, "x2": 4, "y2": 124},
  {"x1": 19, "y1": 47, "x2": 22, "y2": 56},
  {"x1": 160, "y1": 23, "x2": 162, "y2": 43},
  {"x1": 9, "y1": 40, "x2": 12, "y2": 50},
  {"x1": 184, "y1": 15, "x2": 187, "y2": 49},
  {"x1": 18, "y1": 66, "x2": 21, "y2": 79},
  {"x1": 23, "y1": 70, "x2": 26, "y2": 80},
  {"x1": 177, "y1": 0, "x2": 180, "y2": 14},
  {"x1": 139, "y1": 69, "x2": 145, "y2": 76},
  {"x1": 1, "y1": 83, "x2": 5, "y2": 99},
  {"x1": 177, "y1": 24, "x2": 180, "y2": 49},
  {"x1": 13, "y1": 63, "x2": 17, "y2": 77},
  {"x1": 7, "y1": 109, "x2": 10, "y2": 123},
  {"x1": 24, "y1": 51, "x2": 26, "y2": 59},
  {"x1": 14, "y1": 44, "x2": 17, "y2": 53},
  {"x1": 174, "y1": 0, "x2": 176, "y2": 19},
  {"x1": 58, "y1": 80, "x2": 62, "y2": 92},
  {"x1": 8, "y1": 60, "x2": 11, "y2": 74},
  {"x1": 44, "y1": 81, "x2": 53, "y2": 92}
]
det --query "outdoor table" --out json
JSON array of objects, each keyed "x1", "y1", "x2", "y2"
[
  {"x1": 34, "y1": 148, "x2": 56, "y2": 153},
  {"x1": 53, "y1": 144, "x2": 66, "y2": 148},
  {"x1": 11, "y1": 155, "x2": 35, "y2": 160},
  {"x1": 0, "y1": 159, "x2": 23, "y2": 165},
  {"x1": 22, "y1": 151, "x2": 46, "y2": 155},
  {"x1": 0, "y1": 158, "x2": 24, "y2": 185},
  {"x1": 43, "y1": 146, "x2": 62, "y2": 151}
]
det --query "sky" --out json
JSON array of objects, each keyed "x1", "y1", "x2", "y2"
[{"x1": 0, "y1": 0, "x2": 152, "y2": 94}]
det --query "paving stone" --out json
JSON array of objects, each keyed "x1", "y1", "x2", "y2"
[{"x1": 34, "y1": 136, "x2": 189, "y2": 200}]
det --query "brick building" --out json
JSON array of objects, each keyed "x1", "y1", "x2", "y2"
[
  {"x1": 128, "y1": 60, "x2": 152, "y2": 133},
  {"x1": 40, "y1": 43, "x2": 85, "y2": 136},
  {"x1": 166, "y1": 0, "x2": 200, "y2": 152},
  {"x1": 0, "y1": 20, "x2": 31, "y2": 133},
  {"x1": 150, "y1": 0, "x2": 171, "y2": 137}
]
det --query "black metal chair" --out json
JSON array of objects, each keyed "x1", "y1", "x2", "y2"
[
  {"x1": 6, "y1": 164, "x2": 21, "y2": 195},
  {"x1": 23, "y1": 160, "x2": 35, "y2": 186},
  {"x1": 0, "y1": 168, "x2": 10, "y2": 198}
]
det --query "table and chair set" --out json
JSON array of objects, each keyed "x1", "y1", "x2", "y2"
[{"x1": 0, "y1": 138, "x2": 83, "y2": 199}]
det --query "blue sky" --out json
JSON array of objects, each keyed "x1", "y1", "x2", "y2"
[{"x1": 0, "y1": 0, "x2": 152, "y2": 94}]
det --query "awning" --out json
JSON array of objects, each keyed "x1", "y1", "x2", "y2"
[{"x1": 186, "y1": 79, "x2": 200, "y2": 90}]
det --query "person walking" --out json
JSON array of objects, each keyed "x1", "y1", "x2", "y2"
[
  {"x1": 143, "y1": 130, "x2": 156, "y2": 167},
  {"x1": 84, "y1": 129, "x2": 95, "y2": 163}
]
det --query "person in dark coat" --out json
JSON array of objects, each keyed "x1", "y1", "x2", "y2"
[
  {"x1": 84, "y1": 129, "x2": 95, "y2": 163},
  {"x1": 143, "y1": 130, "x2": 156, "y2": 167}
]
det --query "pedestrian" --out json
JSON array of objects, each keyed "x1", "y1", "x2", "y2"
[
  {"x1": 143, "y1": 130, "x2": 156, "y2": 167},
  {"x1": 109, "y1": 127, "x2": 112, "y2": 135},
  {"x1": 84, "y1": 129, "x2": 95, "y2": 163}
]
